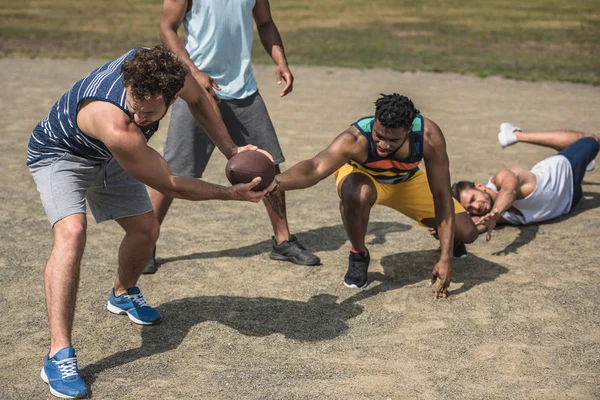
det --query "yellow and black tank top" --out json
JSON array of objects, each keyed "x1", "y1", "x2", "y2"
[{"x1": 349, "y1": 115, "x2": 424, "y2": 184}]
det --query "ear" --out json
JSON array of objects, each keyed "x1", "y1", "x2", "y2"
[{"x1": 475, "y1": 182, "x2": 486, "y2": 191}]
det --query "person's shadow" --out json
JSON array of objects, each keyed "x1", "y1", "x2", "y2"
[
  {"x1": 159, "y1": 221, "x2": 413, "y2": 266},
  {"x1": 380, "y1": 249, "x2": 508, "y2": 297},
  {"x1": 81, "y1": 277, "x2": 398, "y2": 388},
  {"x1": 81, "y1": 248, "x2": 506, "y2": 389},
  {"x1": 491, "y1": 190, "x2": 600, "y2": 255}
]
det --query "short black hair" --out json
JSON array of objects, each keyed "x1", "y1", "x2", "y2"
[
  {"x1": 374, "y1": 93, "x2": 420, "y2": 129},
  {"x1": 451, "y1": 181, "x2": 477, "y2": 201}
]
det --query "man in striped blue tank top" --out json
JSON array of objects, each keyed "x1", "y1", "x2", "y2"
[
  {"x1": 27, "y1": 46, "x2": 269, "y2": 399},
  {"x1": 267, "y1": 94, "x2": 478, "y2": 299}
]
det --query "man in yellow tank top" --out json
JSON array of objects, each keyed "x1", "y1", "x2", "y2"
[{"x1": 266, "y1": 94, "x2": 478, "y2": 299}]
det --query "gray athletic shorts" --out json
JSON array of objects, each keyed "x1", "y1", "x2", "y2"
[
  {"x1": 164, "y1": 91, "x2": 285, "y2": 178},
  {"x1": 28, "y1": 153, "x2": 153, "y2": 227}
]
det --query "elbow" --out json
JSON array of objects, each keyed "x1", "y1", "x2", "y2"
[{"x1": 152, "y1": 181, "x2": 180, "y2": 199}]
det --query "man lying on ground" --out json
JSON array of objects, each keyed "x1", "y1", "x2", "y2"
[{"x1": 451, "y1": 123, "x2": 599, "y2": 241}]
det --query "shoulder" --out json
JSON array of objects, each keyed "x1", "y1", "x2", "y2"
[
  {"x1": 339, "y1": 125, "x2": 367, "y2": 147},
  {"x1": 422, "y1": 116, "x2": 446, "y2": 154},
  {"x1": 78, "y1": 100, "x2": 138, "y2": 144},
  {"x1": 328, "y1": 125, "x2": 369, "y2": 160},
  {"x1": 491, "y1": 169, "x2": 518, "y2": 187}
]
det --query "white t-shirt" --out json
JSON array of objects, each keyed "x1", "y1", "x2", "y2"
[
  {"x1": 485, "y1": 155, "x2": 573, "y2": 225},
  {"x1": 183, "y1": 0, "x2": 258, "y2": 100}
]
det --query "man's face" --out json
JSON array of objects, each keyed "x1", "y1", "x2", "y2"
[
  {"x1": 372, "y1": 119, "x2": 411, "y2": 157},
  {"x1": 125, "y1": 87, "x2": 170, "y2": 127},
  {"x1": 459, "y1": 186, "x2": 494, "y2": 216}
]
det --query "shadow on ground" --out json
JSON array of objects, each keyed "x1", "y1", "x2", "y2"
[
  {"x1": 380, "y1": 250, "x2": 509, "y2": 297},
  {"x1": 81, "y1": 279, "x2": 394, "y2": 386},
  {"x1": 82, "y1": 248, "x2": 507, "y2": 388},
  {"x1": 159, "y1": 221, "x2": 413, "y2": 266},
  {"x1": 491, "y1": 190, "x2": 600, "y2": 255}
]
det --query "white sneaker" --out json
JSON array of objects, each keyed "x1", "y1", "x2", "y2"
[
  {"x1": 498, "y1": 123, "x2": 520, "y2": 148},
  {"x1": 586, "y1": 159, "x2": 596, "y2": 172}
]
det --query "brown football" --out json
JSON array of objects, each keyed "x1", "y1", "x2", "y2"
[{"x1": 225, "y1": 151, "x2": 275, "y2": 191}]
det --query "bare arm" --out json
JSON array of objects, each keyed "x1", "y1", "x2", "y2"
[
  {"x1": 489, "y1": 170, "x2": 519, "y2": 216},
  {"x1": 253, "y1": 0, "x2": 293, "y2": 97},
  {"x1": 423, "y1": 119, "x2": 455, "y2": 262},
  {"x1": 160, "y1": 0, "x2": 221, "y2": 96},
  {"x1": 77, "y1": 102, "x2": 264, "y2": 202},
  {"x1": 476, "y1": 170, "x2": 518, "y2": 240},
  {"x1": 160, "y1": 0, "x2": 196, "y2": 76},
  {"x1": 161, "y1": 0, "x2": 237, "y2": 158},
  {"x1": 423, "y1": 119, "x2": 455, "y2": 299},
  {"x1": 275, "y1": 127, "x2": 367, "y2": 191},
  {"x1": 177, "y1": 71, "x2": 238, "y2": 159}
]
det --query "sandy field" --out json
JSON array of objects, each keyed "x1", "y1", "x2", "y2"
[{"x1": 0, "y1": 58, "x2": 599, "y2": 399}]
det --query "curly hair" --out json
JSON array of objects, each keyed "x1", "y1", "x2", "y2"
[
  {"x1": 451, "y1": 181, "x2": 477, "y2": 201},
  {"x1": 374, "y1": 93, "x2": 420, "y2": 129},
  {"x1": 121, "y1": 45, "x2": 186, "y2": 105}
]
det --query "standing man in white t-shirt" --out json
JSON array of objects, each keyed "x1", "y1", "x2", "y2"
[
  {"x1": 145, "y1": 0, "x2": 319, "y2": 273},
  {"x1": 451, "y1": 124, "x2": 599, "y2": 241}
]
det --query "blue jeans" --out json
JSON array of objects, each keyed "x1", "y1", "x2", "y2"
[{"x1": 558, "y1": 137, "x2": 599, "y2": 209}]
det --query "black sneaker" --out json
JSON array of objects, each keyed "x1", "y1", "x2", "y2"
[
  {"x1": 453, "y1": 241, "x2": 468, "y2": 259},
  {"x1": 344, "y1": 250, "x2": 370, "y2": 289},
  {"x1": 269, "y1": 235, "x2": 320, "y2": 266},
  {"x1": 143, "y1": 247, "x2": 159, "y2": 274}
]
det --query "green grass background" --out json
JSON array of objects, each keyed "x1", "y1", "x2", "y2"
[{"x1": 1, "y1": 0, "x2": 598, "y2": 84}]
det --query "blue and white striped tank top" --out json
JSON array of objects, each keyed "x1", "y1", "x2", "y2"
[{"x1": 27, "y1": 49, "x2": 160, "y2": 166}]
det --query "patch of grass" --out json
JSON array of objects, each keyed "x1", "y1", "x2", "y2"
[{"x1": 1, "y1": 0, "x2": 598, "y2": 84}]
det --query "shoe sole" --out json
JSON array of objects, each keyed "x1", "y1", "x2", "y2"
[
  {"x1": 269, "y1": 252, "x2": 320, "y2": 266},
  {"x1": 343, "y1": 280, "x2": 368, "y2": 289},
  {"x1": 106, "y1": 302, "x2": 161, "y2": 326},
  {"x1": 41, "y1": 368, "x2": 86, "y2": 399},
  {"x1": 454, "y1": 254, "x2": 468, "y2": 259},
  {"x1": 142, "y1": 265, "x2": 158, "y2": 274}
]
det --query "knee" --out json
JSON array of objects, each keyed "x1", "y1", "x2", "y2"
[
  {"x1": 121, "y1": 212, "x2": 160, "y2": 246},
  {"x1": 54, "y1": 216, "x2": 87, "y2": 247},
  {"x1": 340, "y1": 175, "x2": 377, "y2": 210},
  {"x1": 461, "y1": 222, "x2": 479, "y2": 244},
  {"x1": 454, "y1": 215, "x2": 478, "y2": 244},
  {"x1": 128, "y1": 216, "x2": 160, "y2": 246}
]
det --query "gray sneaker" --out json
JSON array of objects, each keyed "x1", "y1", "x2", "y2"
[
  {"x1": 269, "y1": 235, "x2": 320, "y2": 266},
  {"x1": 143, "y1": 247, "x2": 159, "y2": 274}
]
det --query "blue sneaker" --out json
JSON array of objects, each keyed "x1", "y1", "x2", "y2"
[
  {"x1": 107, "y1": 286, "x2": 161, "y2": 325},
  {"x1": 40, "y1": 347, "x2": 88, "y2": 399}
]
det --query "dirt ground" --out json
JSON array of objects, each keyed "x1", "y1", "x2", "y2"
[{"x1": 1, "y1": 58, "x2": 599, "y2": 400}]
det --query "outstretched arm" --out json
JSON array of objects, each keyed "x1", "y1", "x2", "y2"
[
  {"x1": 274, "y1": 127, "x2": 367, "y2": 191},
  {"x1": 253, "y1": 0, "x2": 293, "y2": 97},
  {"x1": 423, "y1": 119, "x2": 455, "y2": 299},
  {"x1": 78, "y1": 101, "x2": 265, "y2": 203},
  {"x1": 476, "y1": 170, "x2": 518, "y2": 241}
]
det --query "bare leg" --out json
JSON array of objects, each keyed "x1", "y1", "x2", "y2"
[
  {"x1": 422, "y1": 212, "x2": 478, "y2": 244},
  {"x1": 338, "y1": 173, "x2": 378, "y2": 252},
  {"x1": 514, "y1": 129, "x2": 599, "y2": 152},
  {"x1": 113, "y1": 211, "x2": 159, "y2": 295},
  {"x1": 46, "y1": 214, "x2": 87, "y2": 357},
  {"x1": 264, "y1": 165, "x2": 291, "y2": 244},
  {"x1": 151, "y1": 168, "x2": 292, "y2": 244},
  {"x1": 150, "y1": 189, "x2": 174, "y2": 225}
]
